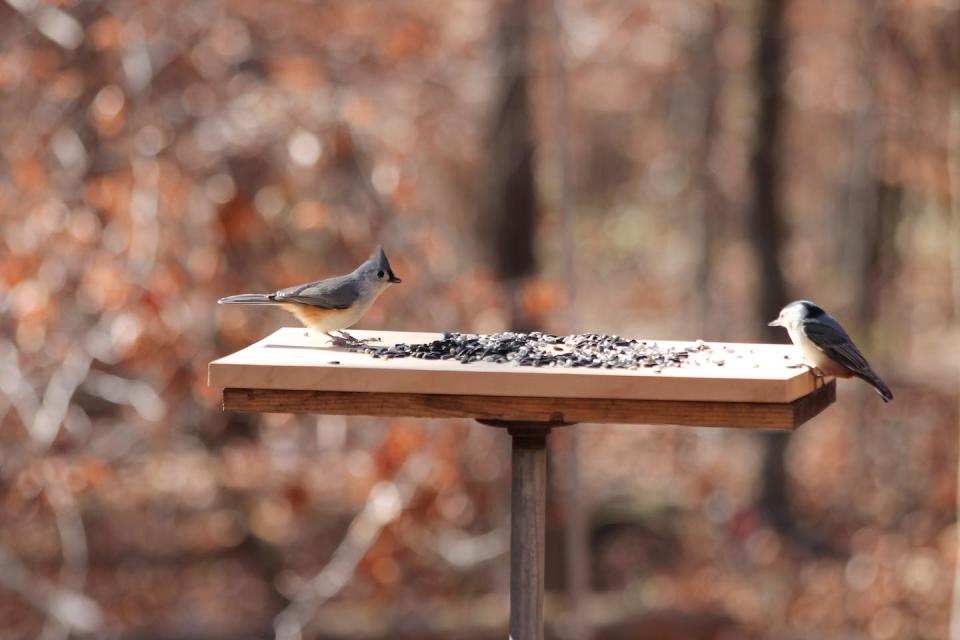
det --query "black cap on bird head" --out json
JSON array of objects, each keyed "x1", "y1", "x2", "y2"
[
  {"x1": 370, "y1": 246, "x2": 402, "y2": 283},
  {"x1": 768, "y1": 299, "x2": 826, "y2": 327}
]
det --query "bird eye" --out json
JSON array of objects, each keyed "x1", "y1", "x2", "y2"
[{"x1": 377, "y1": 270, "x2": 384, "y2": 279}]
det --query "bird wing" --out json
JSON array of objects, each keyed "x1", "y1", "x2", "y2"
[
  {"x1": 272, "y1": 275, "x2": 360, "y2": 309},
  {"x1": 801, "y1": 315, "x2": 873, "y2": 376},
  {"x1": 802, "y1": 314, "x2": 893, "y2": 401}
]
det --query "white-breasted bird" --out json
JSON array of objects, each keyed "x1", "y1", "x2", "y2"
[
  {"x1": 769, "y1": 300, "x2": 892, "y2": 402},
  {"x1": 218, "y1": 246, "x2": 401, "y2": 346}
]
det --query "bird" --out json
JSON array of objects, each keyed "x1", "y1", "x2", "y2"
[
  {"x1": 768, "y1": 300, "x2": 892, "y2": 402},
  {"x1": 218, "y1": 246, "x2": 401, "y2": 346}
]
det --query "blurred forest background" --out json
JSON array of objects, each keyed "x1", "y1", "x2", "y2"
[{"x1": 1, "y1": 0, "x2": 959, "y2": 638}]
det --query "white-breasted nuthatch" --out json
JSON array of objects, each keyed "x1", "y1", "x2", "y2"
[
  {"x1": 218, "y1": 246, "x2": 401, "y2": 346},
  {"x1": 769, "y1": 300, "x2": 892, "y2": 402}
]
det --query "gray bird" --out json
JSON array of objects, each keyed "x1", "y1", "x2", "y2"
[
  {"x1": 218, "y1": 246, "x2": 401, "y2": 346},
  {"x1": 769, "y1": 300, "x2": 892, "y2": 402}
]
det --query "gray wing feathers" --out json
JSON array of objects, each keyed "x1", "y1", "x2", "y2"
[
  {"x1": 272, "y1": 275, "x2": 360, "y2": 309},
  {"x1": 218, "y1": 293, "x2": 277, "y2": 304},
  {"x1": 803, "y1": 316, "x2": 893, "y2": 401},
  {"x1": 219, "y1": 276, "x2": 361, "y2": 309},
  {"x1": 803, "y1": 317, "x2": 870, "y2": 371}
]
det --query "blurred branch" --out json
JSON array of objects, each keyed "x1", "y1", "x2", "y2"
[
  {"x1": 39, "y1": 487, "x2": 92, "y2": 640},
  {"x1": 389, "y1": 517, "x2": 507, "y2": 570},
  {"x1": 0, "y1": 548, "x2": 102, "y2": 635},
  {"x1": 119, "y1": 15, "x2": 154, "y2": 95},
  {"x1": 428, "y1": 527, "x2": 508, "y2": 569},
  {"x1": 274, "y1": 453, "x2": 432, "y2": 640},
  {"x1": 129, "y1": 158, "x2": 161, "y2": 281},
  {"x1": 553, "y1": 0, "x2": 635, "y2": 63},
  {"x1": 3, "y1": 0, "x2": 83, "y2": 50},
  {"x1": 0, "y1": 338, "x2": 41, "y2": 437},
  {"x1": 48, "y1": 488, "x2": 89, "y2": 590},
  {"x1": 31, "y1": 345, "x2": 92, "y2": 449},
  {"x1": 82, "y1": 370, "x2": 164, "y2": 422}
]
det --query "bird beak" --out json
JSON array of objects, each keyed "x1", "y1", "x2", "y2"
[
  {"x1": 388, "y1": 273, "x2": 402, "y2": 284},
  {"x1": 768, "y1": 318, "x2": 782, "y2": 327}
]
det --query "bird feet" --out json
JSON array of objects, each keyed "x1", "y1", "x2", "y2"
[
  {"x1": 335, "y1": 330, "x2": 381, "y2": 345},
  {"x1": 787, "y1": 362, "x2": 826, "y2": 386},
  {"x1": 324, "y1": 331, "x2": 381, "y2": 348},
  {"x1": 324, "y1": 332, "x2": 359, "y2": 348},
  {"x1": 808, "y1": 366, "x2": 826, "y2": 386}
]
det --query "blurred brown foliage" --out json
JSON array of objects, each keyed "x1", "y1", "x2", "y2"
[{"x1": 1, "y1": 0, "x2": 959, "y2": 639}]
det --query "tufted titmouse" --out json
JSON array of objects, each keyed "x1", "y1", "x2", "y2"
[
  {"x1": 769, "y1": 300, "x2": 892, "y2": 402},
  {"x1": 218, "y1": 246, "x2": 401, "y2": 346}
]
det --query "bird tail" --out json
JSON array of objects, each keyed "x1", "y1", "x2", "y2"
[
  {"x1": 217, "y1": 293, "x2": 277, "y2": 305},
  {"x1": 857, "y1": 370, "x2": 893, "y2": 402}
]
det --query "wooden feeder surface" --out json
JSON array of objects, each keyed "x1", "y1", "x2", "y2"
[{"x1": 210, "y1": 328, "x2": 835, "y2": 430}]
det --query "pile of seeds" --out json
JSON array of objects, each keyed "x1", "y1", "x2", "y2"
[{"x1": 359, "y1": 332, "x2": 711, "y2": 371}]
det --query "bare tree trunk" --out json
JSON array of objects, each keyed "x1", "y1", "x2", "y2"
[
  {"x1": 692, "y1": 1, "x2": 724, "y2": 339},
  {"x1": 941, "y1": 5, "x2": 960, "y2": 633},
  {"x1": 478, "y1": 0, "x2": 540, "y2": 607},
  {"x1": 748, "y1": 0, "x2": 788, "y2": 329},
  {"x1": 747, "y1": 0, "x2": 795, "y2": 536},
  {"x1": 480, "y1": 0, "x2": 538, "y2": 331},
  {"x1": 845, "y1": 1, "x2": 885, "y2": 333},
  {"x1": 840, "y1": 0, "x2": 885, "y2": 522},
  {"x1": 548, "y1": 4, "x2": 590, "y2": 639},
  {"x1": 946, "y1": 90, "x2": 960, "y2": 640}
]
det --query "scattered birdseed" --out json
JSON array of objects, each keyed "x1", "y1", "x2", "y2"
[{"x1": 358, "y1": 332, "x2": 712, "y2": 371}]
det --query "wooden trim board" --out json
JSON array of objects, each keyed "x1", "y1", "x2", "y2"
[
  {"x1": 221, "y1": 380, "x2": 835, "y2": 430},
  {"x1": 209, "y1": 328, "x2": 825, "y2": 404}
]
